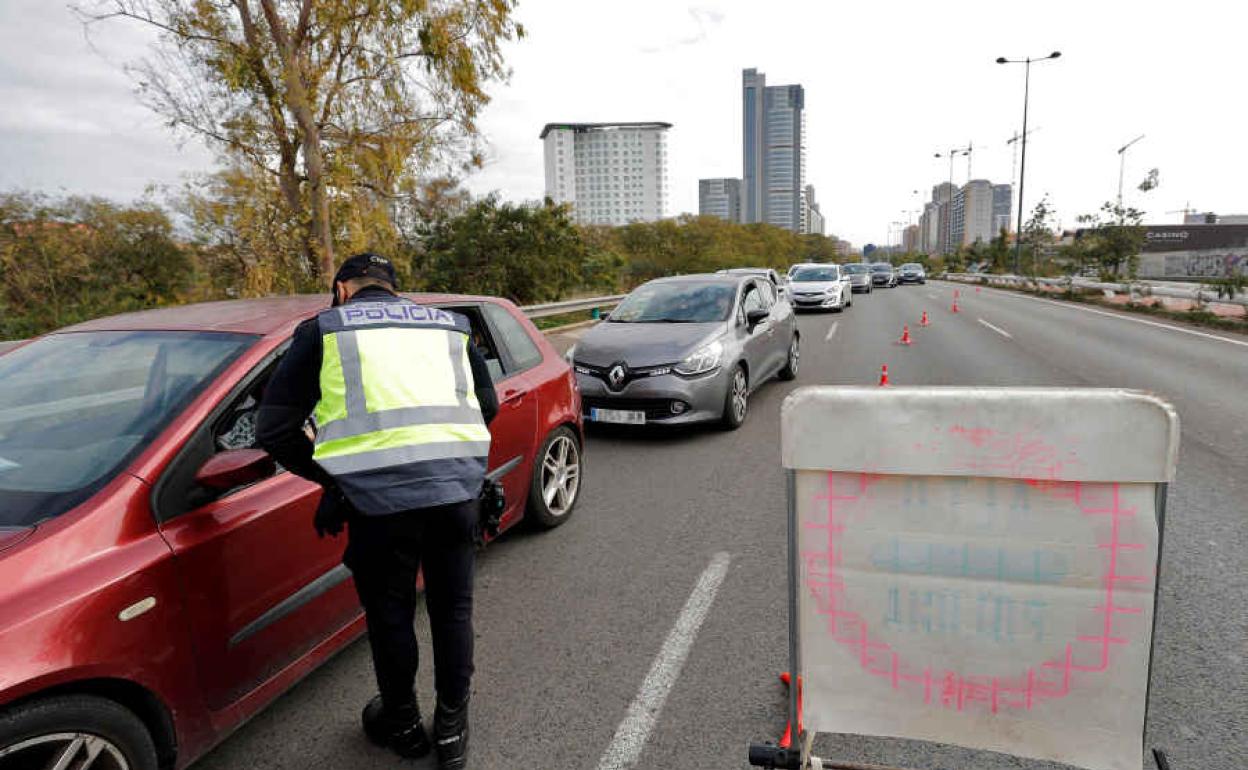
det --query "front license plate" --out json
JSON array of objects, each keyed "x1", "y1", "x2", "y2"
[{"x1": 590, "y1": 407, "x2": 646, "y2": 425}]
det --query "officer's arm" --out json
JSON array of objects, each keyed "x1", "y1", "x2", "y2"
[
  {"x1": 257, "y1": 319, "x2": 335, "y2": 487},
  {"x1": 467, "y1": 342, "x2": 499, "y2": 426}
]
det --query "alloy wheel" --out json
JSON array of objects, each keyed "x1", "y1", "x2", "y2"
[
  {"x1": 788, "y1": 339, "x2": 800, "y2": 375},
  {"x1": 731, "y1": 369, "x2": 748, "y2": 422},
  {"x1": 540, "y1": 434, "x2": 581, "y2": 517},
  {"x1": 0, "y1": 732, "x2": 130, "y2": 770}
]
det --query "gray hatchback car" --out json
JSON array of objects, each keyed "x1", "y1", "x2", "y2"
[{"x1": 569, "y1": 274, "x2": 799, "y2": 429}]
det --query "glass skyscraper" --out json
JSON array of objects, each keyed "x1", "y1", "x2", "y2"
[{"x1": 742, "y1": 68, "x2": 806, "y2": 232}]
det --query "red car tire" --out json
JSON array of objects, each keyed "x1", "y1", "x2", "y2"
[
  {"x1": 0, "y1": 695, "x2": 158, "y2": 770},
  {"x1": 526, "y1": 426, "x2": 582, "y2": 529}
]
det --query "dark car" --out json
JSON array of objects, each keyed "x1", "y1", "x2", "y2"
[
  {"x1": 0, "y1": 294, "x2": 583, "y2": 770},
  {"x1": 870, "y1": 262, "x2": 898, "y2": 287},
  {"x1": 898, "y1": 262, "x2": 927, "y2": 284},
  {"x1": 842, "y1": 263, "x2": 874, "y2": 293},
  {"x1": 570, "y1": 274, "x2": 799, "y2": 429}
]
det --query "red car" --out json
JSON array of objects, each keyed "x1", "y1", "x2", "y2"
[{"x1": 0, "y1": 294, "x2": 583, "y2": 770}]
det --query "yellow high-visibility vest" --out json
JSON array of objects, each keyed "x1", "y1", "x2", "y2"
[{"x1": 311, "y1": 297, "x2": 491, "y2": 514}]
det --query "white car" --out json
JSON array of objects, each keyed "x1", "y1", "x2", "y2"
[{"x1": 787, "y1": 264, "x2": 853, "y2": 311}]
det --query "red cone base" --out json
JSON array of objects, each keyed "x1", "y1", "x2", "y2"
[
  {"x1": 899, "y1": 325, "x2": 912, "y2": 345},
  {"x1": 920, "y1": 311, "x2": 930, "y2": 327},
  {"x1": 878, "y1": 364, "x2": 890, "y2": 386},
  {"x1": 779, "y1": 672, "x2": 804, "y2": 749}
]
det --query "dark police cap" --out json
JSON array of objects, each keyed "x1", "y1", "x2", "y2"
[{"x1": 333, "y1": 253, "x2": 397, "y2": 287}]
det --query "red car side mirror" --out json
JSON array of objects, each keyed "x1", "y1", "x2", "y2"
[{"x1": 195, "y1": 448, "x2": 276, "y2": 490}]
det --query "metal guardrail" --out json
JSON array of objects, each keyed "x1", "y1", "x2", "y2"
[
  {"x1": 520, "y1": 294, "x2": 625, "y2": 319},
  {"x1": 944, "y1": 273, "x2": 1248, "y2": 307},
  {"x1": 0, "y1": 295, "x2": 628, "y2": 352}
]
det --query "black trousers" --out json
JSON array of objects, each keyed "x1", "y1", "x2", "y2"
[{"x1": 344, "y1": 498, "x2": 477, "y2": 712}]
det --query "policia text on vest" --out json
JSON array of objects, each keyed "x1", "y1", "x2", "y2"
[{"x1": 257, "y1": 274, "x2": 500, "y2": 768}]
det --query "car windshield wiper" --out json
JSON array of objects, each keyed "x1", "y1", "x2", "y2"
[{"x1": 642, "y1": 318, "x2": 702, "y2": 323}]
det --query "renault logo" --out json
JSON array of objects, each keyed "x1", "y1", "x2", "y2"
[{"x1": 607, "y1": 364, "x2": 627, "y2": 389}]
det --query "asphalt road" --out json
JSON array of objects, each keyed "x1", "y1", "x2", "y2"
[{"x1": 196, "y1": 281, "x2": 1248, "y2": 770}]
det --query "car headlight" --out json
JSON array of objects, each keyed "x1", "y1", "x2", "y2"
[
  {"x1": 674, "y1": 340, "x2": 724, "y2": 376},
  {"x1": 825, "y1": 285, "x2": 841, "y2": 295}
]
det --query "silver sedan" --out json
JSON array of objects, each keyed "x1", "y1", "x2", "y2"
[{"x1": 569, "y1": 274, "x2": 799, "y2": 429}]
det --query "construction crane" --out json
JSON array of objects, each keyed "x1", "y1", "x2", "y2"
[
  {"x1": 1006, "y1": 127, "x2": 1040, "y2": 230},
  {"x1": 1166, "y1": 204, "x2": 1203, "y2": 224}
]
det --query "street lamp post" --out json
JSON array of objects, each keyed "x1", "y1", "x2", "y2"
[
  {"x1": 1117, "y1": 134, "x2": 1146, "y2": 214},
  {"x1": 997, "y1": 51, "x2": 1061, "y2": 275},
  {"x1": 891, "y1": 221, "x2": 907, "y2": 256},
  {"x1": 934, "y1": 145, "x2": 971, "y2": 256}
]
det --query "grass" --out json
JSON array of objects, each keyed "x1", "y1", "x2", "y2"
[{"x1": 531, "y1": 309, "x2": 602, "y2": 331}]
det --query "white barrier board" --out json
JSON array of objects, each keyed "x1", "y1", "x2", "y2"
[{"x1": 782, "y1": 388, "x2": 1178, "y2": 770}]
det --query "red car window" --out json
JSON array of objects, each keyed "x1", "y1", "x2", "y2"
[{"x1": 483, "y1": 303, "x2": 543, "y2": 373}]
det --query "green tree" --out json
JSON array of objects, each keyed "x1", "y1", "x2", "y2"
[
  {"x1": 1020, "y1": 195, "x2": 1057, "y2": 275},
  {"x1": 799, "y1": 234, "x2": 840, "y2": 263},
  {"x1": 987, "y1": 227, "x2": 1011, "y2": 273},
  {"x1": 412, "y1": 196, "x2": 588, "y2": 305},
  {"x1": 1075, "y1": 202, "x2": 1147, "y2": 279},
  {"x1": 0, "y1": 192, "x2": 191, "y2": 338},
  {"x1": 1068, "y1": 167, "x2": 1162, "y2": 278},
  {"x1": 81, "y1": 0, "x2": 522, "y2": 285}
]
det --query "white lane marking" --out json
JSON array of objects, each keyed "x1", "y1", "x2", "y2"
[
  {"x1": 977, "y1": 318, "x2": 1013, "y2": 339},
  {"x1": 926, "y1": 292, "x2": 939, "y2": 300},
  {"x1": 595, "y1": 552, "x2": 732, "y2": 770},
  {"x1": 825, "y1": 321, "x2": 839, "y2": 341}
]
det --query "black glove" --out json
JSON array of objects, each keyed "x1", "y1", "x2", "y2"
[
  {"x1": 475, "y1": 479, "x2": 506, "y2": 547},
  {"x1": 314, "y1": 485, "x2": 352, "y2": 538}
]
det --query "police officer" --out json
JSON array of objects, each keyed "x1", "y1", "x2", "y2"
[{"x1": 258, "y1": 253, "x2": 497, "y2": 768}]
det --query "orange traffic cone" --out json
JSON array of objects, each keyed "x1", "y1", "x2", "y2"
[
  {"x1": 778, "y1": 672, "x2": 804, "y2": 749},
  {"x1": 920, "y1": 311, "x2": 930, "y2": 327},
  {"x1": 878, "y1": 364, "x2": 891, "y2": 386},
  {"x1": 899, "y1": 325, "x2": 912, "y2": 345},
  {"x1": 976, "y1": 286, "x2": 982, "y2": 293},
  {"x1": 951, "y1": 297, "x2": 960, "y2": 313}
]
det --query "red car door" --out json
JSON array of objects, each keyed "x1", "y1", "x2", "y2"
[
  {"x1": 155, "y1": 364, "x2": 360, "y2": 713},
  {"x1": 478, "y1": 302, "x2": 543, "y2": 529}
]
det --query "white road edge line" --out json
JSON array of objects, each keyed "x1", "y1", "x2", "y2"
[
  {"x1": 944, "y1": 281, "x2": 1248, "y2": 349},
  {"x1": 825, "y1": 321, "x2": 839, "y2": 341},
  {"x1": 595, "y1": 552, "x2": 732, "y2": 770},
  {"x1": 1016, "y1": 291, "x2": 1248, "y2": 349},
  {"x1": 977, "y1": 317, "x2": 1013, "y2": 339}
]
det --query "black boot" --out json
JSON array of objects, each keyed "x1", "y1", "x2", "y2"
[
  {"x1": 433, "y1": 696, "x2": 470, "y2": 769},
  {"x1": 362, "y1": 695, "x2": 431, "y2": 759}
]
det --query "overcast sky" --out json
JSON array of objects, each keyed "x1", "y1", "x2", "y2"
[{"x1": 2, "y1": 0, "x2": 1244, "y2": 247}]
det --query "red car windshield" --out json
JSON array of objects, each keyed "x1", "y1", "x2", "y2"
[{"x1": 0, "y1": 330, "x2": 253, "y2": 527}]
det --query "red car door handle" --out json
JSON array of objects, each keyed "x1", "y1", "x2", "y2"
[{"x1": 503, "y1": 389, "x2": 526, "y2": 406}]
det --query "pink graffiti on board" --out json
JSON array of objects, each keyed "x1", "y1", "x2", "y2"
[
  {"x1": 802, "y1": 471, "x2": 1148, "y2": 715},
  {"x1": 946, "y1": 424, "x2": 1083, "y2": 480}
]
